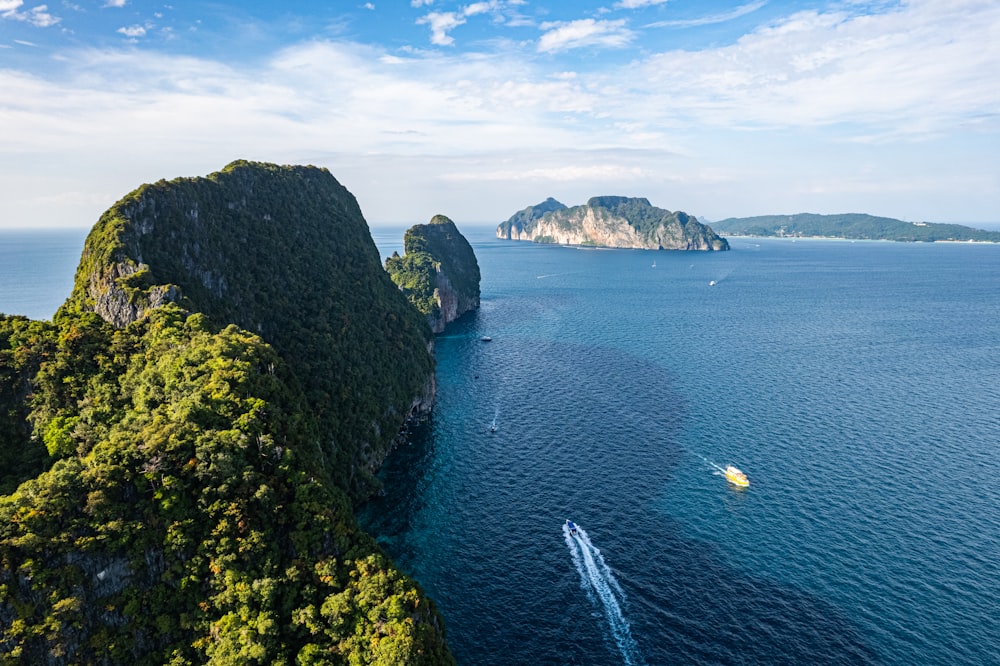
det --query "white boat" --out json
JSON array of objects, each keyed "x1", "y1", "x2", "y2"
[
  {"x1": 709, "y1": 280, "x2": 716, "y2": 286},
  {"x1": 724, "y1": 465, "x2": 749, "y2": 487}
]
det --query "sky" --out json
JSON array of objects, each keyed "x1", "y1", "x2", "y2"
[{"x1": 1, "y1": 0, "x2": 998, "y2": 229}]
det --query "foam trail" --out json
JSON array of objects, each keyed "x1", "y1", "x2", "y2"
[
  {"x1": 563, "y1": 524, "x2": 593, "y2": 602},
  {"x1": 696, "y1": 453, "x2": 728, "y2": 474},
  {"x1": 563, "y1": 523, "x2": 644, "y2": 665}
]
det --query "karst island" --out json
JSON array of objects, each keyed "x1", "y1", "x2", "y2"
[{"x1": 496, "y1": 196, "x2": 729, "y2": 251}]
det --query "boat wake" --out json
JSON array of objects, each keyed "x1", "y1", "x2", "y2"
[
  {"x1": 563, "y1": 523, "x2": 644, "y2": 666},
  {"x1": 698, "y1": 453, "x2": 728, "y2": 475}
]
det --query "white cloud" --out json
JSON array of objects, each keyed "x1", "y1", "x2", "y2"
[
  {"x1": 1, "y1": 2, "x2": 60, "y2": 27},
  {"x1": 103, "y1": 0, "x2": 128, "y2": 7},
  {"x1": 416, "y1": 2, "x2": 501, "y2": 45},
  {"x1": 0, "y1": 0, "x2": 998, "y2": 227},
  {"x1": 411, "y1": 0, "x2": 433, "y2": 7},
  {"x1": 117, "y1": 24, "x2": 146, "y2": 38},
  {"x1": 464, "y1": 2, "x2": 493, "y2": 16},
  {"x1": 443, "y1": 163, "x2": 649, "y2": 182},
  {"x1": 417, "y1": 11, "x2": 464, "y2": 46},
  {"x1": 646, "y1": 1, "x2": 767, "y2": 28},
  {"x1": 622, "y1": 0, "x2": 1000, "y2": 134},
  {"x1": 616, "y1": 0, "x2": 668, "y2": 8},
  {"x1": 537, "y1": 19, "x2": 633, "y2": 53}
]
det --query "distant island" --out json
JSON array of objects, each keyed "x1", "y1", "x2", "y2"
[
  {"x1": 497, "y1": 196, "x2": 729, "y2": 251},
  {"x1": 709, "y1": 213, "x2": 1000, "y2": 242},
  {"x1": 386, "y1": 215, "x2": 481, "y2": 334}
]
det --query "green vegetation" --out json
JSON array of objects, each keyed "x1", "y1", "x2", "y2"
[
  {"x1": 61, "y1": 160, "x2": 434, "y2": 500},
  {"x1": 495, "y1": 197, "x2": 566, "y2": 238},
  {"x1": 710, "y1": 213, "x2": 1000, "y2": 242},
  {"x1": 0, "y1": 317, "x2": 57, "y2": 494},
  {"x1": 385, "y1": 216, "x2": 480, "y2": 332},
  {"x1": 384, "y1": 252, "x2": 439, "y2": 318},
  {"x1": 0, "y1": 161, "x2": 452, "y2": 664}
]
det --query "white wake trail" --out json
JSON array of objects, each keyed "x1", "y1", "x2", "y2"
[
  {"x1": 697, "y1": 453, "x2": 728, "y2": 474},
  {"x1": 563, "y1": 523, "x2": 644, "y2": 666}
]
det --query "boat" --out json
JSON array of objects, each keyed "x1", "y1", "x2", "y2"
[
  {"x1": 565, "y1": 519, "x2": 578, "y2": 536},
  {"x1": 481, "y1": 336, "x2": 492, "y2": 342},
  {"x1": 724, "y1": 465, "x2": 749, "y2": 487},
  {"x1": 709, "y1": 280, "x2": 716, "y2": 286}
]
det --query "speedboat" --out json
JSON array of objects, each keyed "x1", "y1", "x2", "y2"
[
  {"x1": 481, "y1": 336, "x2": 492, "y2": 342},
  {"x1": 565, "y1": 519, "x2": 578, "y2": 536},
  {"x1": 709, "y1": 280, "x2": 716, "y2": 286},
  {"x1": 724, "y1": 465, "x2": 749, "y2": 487}
]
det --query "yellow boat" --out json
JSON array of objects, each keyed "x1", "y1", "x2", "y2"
[{"x1": 724, "y1": 465, "x2": 749, "y2": 487}]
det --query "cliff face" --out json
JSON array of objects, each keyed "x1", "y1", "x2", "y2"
[
  {"x1": 62, "y1": 160, "x2": 435, "y2": 494},
  {"x1": 497, "y1": 195, "x2": 729, "y2": 251},
  {"x1": 1, "y1": 161, "x2": 453, "y2": 664},
  {"x1": 386, "y1": 215, "x2": 481, "y2": 334}
]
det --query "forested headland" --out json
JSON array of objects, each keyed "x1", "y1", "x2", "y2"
[{"x1": 0, "y1": 161, "x2": 454, "y2": 664}]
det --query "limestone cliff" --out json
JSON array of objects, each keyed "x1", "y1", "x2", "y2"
[
  {"x1": 1, "y1": 161, "x2": 454, "y2": 664},
  {"x1": 386, "y1": 215, "x2": 481, "y2": 334},
  {"x1": 62, "y1": 160, "x2": 436, "y2": 495},
  {"x1": 497, "y1": 195, "x2": 729, "y2": 251}
]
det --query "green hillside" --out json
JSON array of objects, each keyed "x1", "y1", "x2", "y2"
[
  {"x1": 0, "y1": 162, "x2": 453, "y2": 664},
  {"x1": 710, "y1": 213, "x2": 1000, "y2": 242}
]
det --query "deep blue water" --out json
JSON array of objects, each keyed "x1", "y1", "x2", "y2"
[
  {"x1": 4, "y1": 228, "x2": 999, "y2": 664},
  {"x1": 364, "y1": 229, "x2": 1000, "y2": 665}
]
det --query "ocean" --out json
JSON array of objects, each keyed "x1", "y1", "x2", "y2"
[
  {"x1": 4, "y1": 227, "x2": 999, "y2": 664},
  {"x1": 364, "y1": 228, "x2": 1000, "y2": 665},
  {"x1": 0, "y1": 228, "x2": 89, "y2": 321}
]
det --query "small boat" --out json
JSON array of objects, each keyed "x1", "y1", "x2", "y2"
[
  {"x1": 565, "y1": 519, "x2": 578, "y2": 536},
  {"x1": 481, "y1": 336, "x2": 492, "y2": 342},
  {"x1": 652, "y1": 260, "x2": 656, "y2": 268},
  {"x1": 709, "y1": 280, "x2": 716, "y2": 286},
  {"x1": 724, "y1": 465, "x2": 749, "y2": 487}
]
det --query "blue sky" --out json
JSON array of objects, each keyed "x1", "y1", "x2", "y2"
[{"x1": 1, "y1": 0, "x2": 998, "y2": 229}]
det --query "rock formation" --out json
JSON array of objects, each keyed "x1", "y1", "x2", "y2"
[
  {"x1": 0, "y1": 161, "x2": 453, "y2": 664},
  {"x1": 497, "y1": 195, "x2": 729, "y2": 251},
  {"x1": 386, "y1": 215, "x2": 481, "y2": 334},
  {"x1": 62, "y1": 160, "x2": 436, "y2": 491}
]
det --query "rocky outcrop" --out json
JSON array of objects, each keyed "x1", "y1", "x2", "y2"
[
  {"x1": 1, "y1": 161, "x2": 454, "y2": 665},
  {"x1": 62, "y1": 160, "x2": 436, "y2": 496},
  {"x1": 386, "y1": 215, "x2": 481, "y2": 333},
  {"x1": 497, "y1": 195, "x2": 729, "y2": 251}
]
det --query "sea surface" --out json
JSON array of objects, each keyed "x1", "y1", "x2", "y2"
[
  {"x1": 0, "y1": 228, "x2": 89, "y2": 320},
  {"x1": 364, "y1": 228, "x2": 1000, "y2": 665},
  {"x1": 3, "y1": 227, "x2": 999, "y2": 664}
]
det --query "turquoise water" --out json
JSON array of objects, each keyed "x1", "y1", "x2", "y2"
[
  {"x1": 4, "y1": 228, "x2": 999, "y2": 664},
  {"x1": 363, "y1": 230, "x2": 1000, "y2": 665}
]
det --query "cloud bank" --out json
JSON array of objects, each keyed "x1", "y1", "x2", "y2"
[{"x1": 0, "y1": 0, "x2": 997, "y2": 227}]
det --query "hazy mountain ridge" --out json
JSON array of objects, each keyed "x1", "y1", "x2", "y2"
[{"x1": 710, "y1": 213, "x2": 1000, "y2": 242}]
